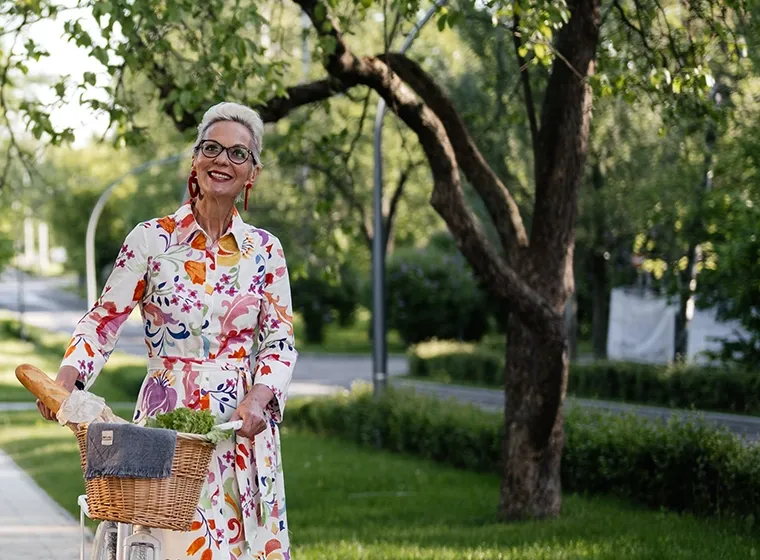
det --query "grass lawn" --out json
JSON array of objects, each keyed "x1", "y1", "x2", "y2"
[
  {"x1": 1, "y1": 409, "x2": 759, "y2": 559},
  {"x1": 0, "y1": 317, "x2": 145, "y2": 403}
]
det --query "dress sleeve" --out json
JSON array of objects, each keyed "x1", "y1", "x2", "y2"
[
  {"x1": 60, "y1": 224, "x2": 149, "y2": 388},
  {"x1": 253, "y1": 236, "x2": 298, "y2": 422}
]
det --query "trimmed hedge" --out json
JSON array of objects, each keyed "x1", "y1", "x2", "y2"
[
  {"x1": 409, "y1": 340, "x2": 503, "y2": 386},
  {"x1": 288, "y1": 385, "x2": 760, "y2": 523},
  {"x1": 408, "y1": 341, "x2": 760, "y2": 415}
]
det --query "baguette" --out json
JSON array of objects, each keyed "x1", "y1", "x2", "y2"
[{"x1": 15, "y1": 363, "x2": 71, "y2": 414}]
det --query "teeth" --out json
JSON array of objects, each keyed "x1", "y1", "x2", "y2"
[{"x1": 209, "y1": 171, "x2": 232, "y2": 180}]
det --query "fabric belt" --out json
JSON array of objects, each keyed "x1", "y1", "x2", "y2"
[{"x1": 147, "y1": 356, "x2": 250, "y2": 372}]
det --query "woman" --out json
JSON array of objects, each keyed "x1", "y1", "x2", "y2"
[{"x1": 37, "y1": 101, "x2": 297, "y2": 560}]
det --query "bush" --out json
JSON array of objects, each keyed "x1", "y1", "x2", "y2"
[
  {"x1": 292, "y1": 266, "x2": 360, "y2": 344},
  {"x1": 386, "y1": 248, "x2": 489, "y2": 345},
  {"x1": 288, "y1": 385, "x2": 760, "y2": 523},
  {"x1": 569, "y1": 361, "x2": 760, "y2": 415},
  {"x1": 408, "y1": 341, "x2": 760, "y2": 415},
  {"x1": 408, "y1": 340, "x2": 504, "y2": 386}
]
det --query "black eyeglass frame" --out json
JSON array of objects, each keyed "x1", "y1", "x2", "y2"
[{"x1": 196, "y1": 139, "x2": 258, "y2": 166}]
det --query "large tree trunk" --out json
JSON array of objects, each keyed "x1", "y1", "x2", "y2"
[
  {"x1": 499, "y1": 0, "x2": 600, "y2": 518},
  {"x1": 501, "y1": 317, "x2": 567, "y2": 519}
]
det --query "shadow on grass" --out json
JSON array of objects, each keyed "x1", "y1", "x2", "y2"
[
  {"x1": 283, "y1": 431, "x2": 760, "y2": 560},
  {"x1": 2, "y1": 410, "x2": 760, "y2": 559}
]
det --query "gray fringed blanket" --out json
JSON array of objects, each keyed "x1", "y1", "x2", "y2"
[{"x1": 85, "y1": 423, "x2": 177, "y2": 479}]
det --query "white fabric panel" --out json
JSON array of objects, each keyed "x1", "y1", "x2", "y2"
[
  {"x1": 606, "y1": 288, "x2": 678, "y2": 364},
  {"x1": 686, "y1": 307, "x2": 749, "y2": 364}
]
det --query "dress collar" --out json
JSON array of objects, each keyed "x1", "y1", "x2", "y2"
[{"x1": 174, "y1": 200, "x2": 247, "y2": 248}]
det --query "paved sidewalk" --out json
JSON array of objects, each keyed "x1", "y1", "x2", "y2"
[{"x1": 0, "y1": 449, "x2": 90, "y2": 560}]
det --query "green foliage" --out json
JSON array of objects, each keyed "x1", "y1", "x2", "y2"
[
  {"x1": 386, "y1": 248, "x2": 489, "y2": 345},
  {"x1": 5, "y1": 408, "x2": 760, "y2": 559},
  {"x1": 289, "y1": 385, "x2": 501, "y2": 473},
  {"x1": 563, "y1": 407, "x2": 760, "y2": 522},
  {"x1": 696, "y1": 100, "x2": 760, "y2": 367},
  {"x1": 292, "y1": 268, "x2": 358, "y2": 345},
  {"x1": 145, "y1": 407, "x2": 215, "y2": 435},
  {"x1": 569, "y1": 361, "x2": 760, "y2": 415},
  {"x1": 408, "y1": 340, "x2": 503, "y2": 386},
  {"x1": 291, "y1": 264, "x2": 360, "y2": 344},
  {"x1": 289, "y1": 385, "x2": 760, "y2": 522},
  {"x1": 46, "y1": 186, "x2": 125, "y2": 282},
  {"x1": 408, "y1": 340, "x2": 760, "y2": 415},
  {"x1": 0, "y1": 231, "x2": 14, "y2": 273}
]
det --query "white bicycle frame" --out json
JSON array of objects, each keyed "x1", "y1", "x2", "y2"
[{"x1": 78, "y1": 420, "x2": 242, "y2": 560}]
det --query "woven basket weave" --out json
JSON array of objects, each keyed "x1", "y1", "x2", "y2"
[{"x1": 75, "y1": 424, "x2": 214, "y2": 531}]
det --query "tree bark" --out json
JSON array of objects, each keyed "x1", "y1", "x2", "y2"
[
  {"x1": 501, "y1": 316, "x2": 567, "y2": 519},
  {"x1": 499, "y1": 0, "x2": 600, "y2": 518}
]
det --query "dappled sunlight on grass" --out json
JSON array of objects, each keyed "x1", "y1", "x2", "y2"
[
  {"x1": 2, "y1": 411, "x2": 760, "y2": 558},
  {"x1": 282, "y1": 431, "x2": 760, "y2": 559}
]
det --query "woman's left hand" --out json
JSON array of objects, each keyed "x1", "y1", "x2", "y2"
[{"x1": 230, "y1": 385, "x2": 274, "y2": 439}]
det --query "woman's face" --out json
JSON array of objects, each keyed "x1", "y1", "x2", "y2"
[{"x1": 192, "y1": 121, "x2": 258, "y2": 202}]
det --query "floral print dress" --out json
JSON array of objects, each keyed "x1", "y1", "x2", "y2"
[{"x1": 60, "y1": 201, "x2": 297, "y2": 560}]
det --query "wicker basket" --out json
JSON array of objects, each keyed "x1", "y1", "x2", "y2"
[{"x1": 75, "y1": 424, "x2": 214, "y2": 531}]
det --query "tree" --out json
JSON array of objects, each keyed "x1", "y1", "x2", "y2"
[
  {"x1": 2, "y1": 0, "x2": 744, "y2": 520},
  {"x1": 696, "y1": 83, "x2": 760, "y2": 366}
]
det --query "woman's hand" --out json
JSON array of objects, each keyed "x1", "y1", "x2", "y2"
[
  {"x1": 36, "y1": 366, "x2": 79, "y2": 422},
  {"x1": 230, "y1": 385, "x2": 274, "y2": 439}
]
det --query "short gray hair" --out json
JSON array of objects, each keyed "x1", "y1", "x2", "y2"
[{"x1": 194, "y1": 101, "x2": 264, "y2": 166}]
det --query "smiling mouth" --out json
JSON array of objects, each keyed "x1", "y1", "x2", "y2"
[{"x1": 208, "y1": 171, "x2": 233, "y2": 181}]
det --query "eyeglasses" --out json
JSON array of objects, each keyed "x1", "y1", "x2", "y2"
[{"x1": 197, "y1": 139, "x2": 257, "y2": 166}]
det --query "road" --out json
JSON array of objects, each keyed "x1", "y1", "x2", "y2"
[
  {"x1": 3, "y1": 269, "x2": 760, "y2": 439},
  {"x1": 0, "y1": 269, "x2": 408, "y2": 397},
  {"x1": 393, "y1": 379, "x2": 760, "y2": 441}
]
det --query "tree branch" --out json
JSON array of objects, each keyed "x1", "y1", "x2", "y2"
[
  {"x1": 531, "y1": 0, "x2": 600, "y2": 304},
  {"x1": 512, "y1": 14, "x2": 539, "y2": 174},
  {"x1": 141, "y1": 38, "x2": 358, "y2": 133},
  {"x1": 383, "y1": 159, "x2": 421, "y2": 255},
  {"x1": 294, "y1": 0, "x2": 562, "y2": 338},
  {"x1": 310, "y1": 161, "x2": 373, "y2": 246},
  {"x1": 611, "y1": 0, "x2": 667, "y2": 68},
  {"x1": 257, "y1": 77, "x2": 354, "y2": 124},
  {"x1": 381, "y1": 52, "x2": 529, "y2": 260}
]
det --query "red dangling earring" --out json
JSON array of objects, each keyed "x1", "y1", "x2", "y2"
[
  {"x1": 187, "y1": 170, "x2": 200, "y2": 199},
  {"x1": 244, "y1": 183, "x2": 252, "y2": 211}
]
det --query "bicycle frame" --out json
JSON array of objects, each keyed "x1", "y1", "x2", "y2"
[{"x1": 79, "y1": 495, "x2": 161, "y2": 560}]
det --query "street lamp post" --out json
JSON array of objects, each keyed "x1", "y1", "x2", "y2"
[
  {"x1": 85, "y1": 152, "x2": 187, "y2": 305},
  {"x1": 372, "y1": 0, "x2": 447, "y2": 397}
]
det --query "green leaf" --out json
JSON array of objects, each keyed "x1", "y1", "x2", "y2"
[
  {"x1": 83, "y1": 72, "x2": 96, "y2": 86},
  {"x1": 437, "y1": 13, "x2": 448, "y2": 32},
  {"x1": 672, "y1": 76, "x2": 682, "y2": 94},
  {"x1": 534, "y1": 43, "x2": 547, "y2": 60},
  {"x1": 320, "y1": 36, "x2": 338, "y2": 56},
  {"x1": 91, "y1": 46, "x2": 108, "y2": 66},
  {"x1": 315, "y1": 3, "x2": 326, "y2": 21},
  {"x1": 447, "y1": 11, "x2": 462, "y2": 29}
]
